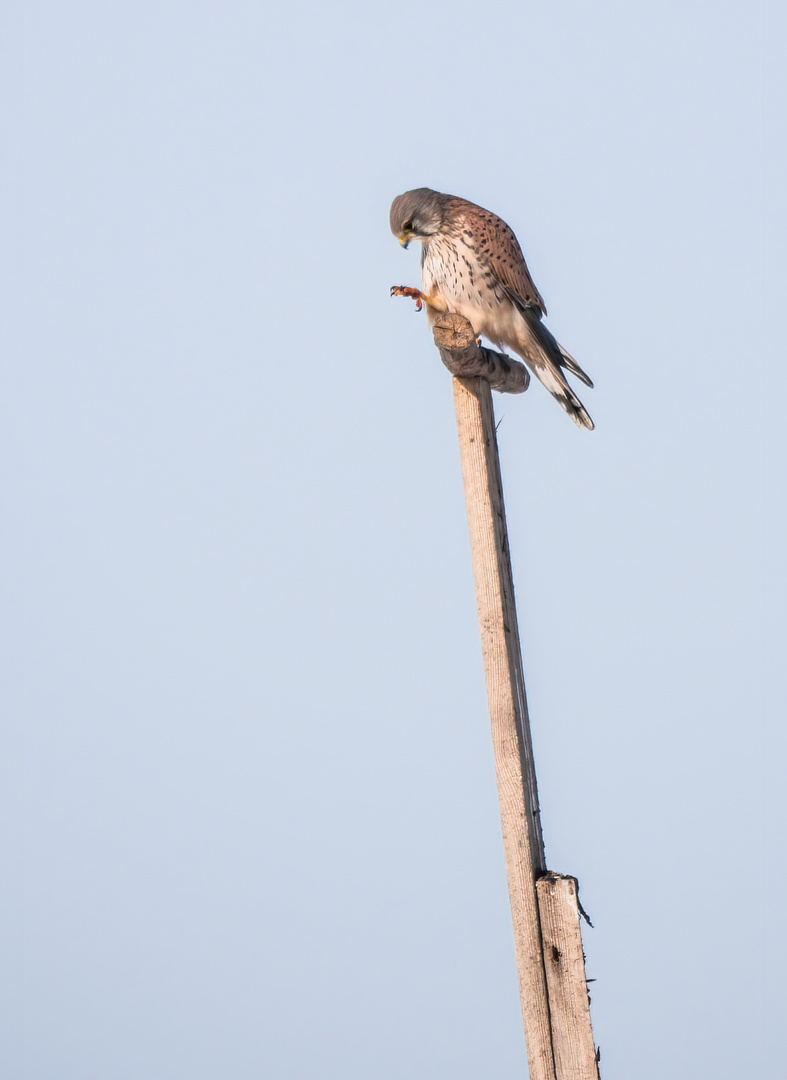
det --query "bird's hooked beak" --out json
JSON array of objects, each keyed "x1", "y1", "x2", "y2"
[{"x1": 398, "y1": 233, "x2": 410, "y2": 249}]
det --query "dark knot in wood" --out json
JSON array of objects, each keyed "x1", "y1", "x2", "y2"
[{"x1": 432, "y1": 312, "x2": 529, "y2": 394}]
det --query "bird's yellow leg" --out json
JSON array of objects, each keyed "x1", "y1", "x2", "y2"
[
  {"x1": 390, "y1": 282, "x2": 451, "y2": 315},
  {"x1": 390, "y1": 285, "x2": 426, "y2": 311},
  {"x1": 389, "y1": 285, "x2": 447, "y2": 314}
]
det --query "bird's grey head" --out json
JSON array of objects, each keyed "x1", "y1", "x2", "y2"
[{"x1": 390, "y1": 188, "x2": 446, "y2": 249}]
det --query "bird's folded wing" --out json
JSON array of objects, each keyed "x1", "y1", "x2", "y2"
[{"x1": 474, "y1": 210, "x2": 548, "y2": 318}]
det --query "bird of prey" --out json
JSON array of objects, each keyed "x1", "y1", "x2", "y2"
[{"x1": 390, "y1": 187, "x2": 594, "y2": 430}]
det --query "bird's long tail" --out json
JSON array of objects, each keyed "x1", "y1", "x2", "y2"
[{"x1": 517, "y1": 310, "x2": 594, "y2": 430}]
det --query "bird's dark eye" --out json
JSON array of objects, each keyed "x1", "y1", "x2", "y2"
[{"x1": 403, "y1": 219, "x2": 414, "y2": 231}]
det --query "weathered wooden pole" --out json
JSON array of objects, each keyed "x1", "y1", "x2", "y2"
[
  {"x1": 432, "y1": 313, "x2": 599, "y2": 1080},
  {"x1": 537, "y1": 874, "x2": 599, "y2": 1080}
]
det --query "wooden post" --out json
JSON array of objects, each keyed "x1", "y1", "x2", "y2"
[
  {"x1": 451, "y1": 371, "x2": 555, "y2": 1080},
  {"x1": 536, "y1": 874, "x2": 600, "y2": 1080},
  {"x1": 431, "y1": 313, "x2": 599, "y2": 1080}
]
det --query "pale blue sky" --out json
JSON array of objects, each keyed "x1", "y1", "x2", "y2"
[{"x1": 2, "y1": 2, "x2": 781, "y2": 1078}]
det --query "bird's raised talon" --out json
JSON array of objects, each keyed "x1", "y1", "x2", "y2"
[{"x1": 390, "y1": 285, "x2": 424, "y2": 312}]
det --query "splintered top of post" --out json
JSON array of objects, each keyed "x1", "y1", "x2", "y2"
[
  {"x1": 432, "y1": 313, "x2": 530, "y2": 394},
  {"x1": 433, "y1": 312, "x2": 478, "y2": 352}
]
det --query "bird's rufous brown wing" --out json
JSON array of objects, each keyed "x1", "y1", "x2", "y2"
[{"x1": 455, "y1": 199, "x2": 547, "y2": 317}]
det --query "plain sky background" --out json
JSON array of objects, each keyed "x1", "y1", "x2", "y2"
[{"x1": 2, "y1": 2, "x2": 783, "y2": 1078}]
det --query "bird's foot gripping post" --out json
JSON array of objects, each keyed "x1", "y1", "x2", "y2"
[{"x1": 442, "y1": 311, "x2": 599, "y2": 1080}]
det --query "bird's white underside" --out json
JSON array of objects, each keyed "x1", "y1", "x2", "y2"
[{"x1": 420, "y1": 255, "x2": 570, "y2": 397}]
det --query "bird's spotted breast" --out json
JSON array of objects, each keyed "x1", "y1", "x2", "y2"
[{"x1": 422, "y1": 220, "x2": 507, "y2": 317}]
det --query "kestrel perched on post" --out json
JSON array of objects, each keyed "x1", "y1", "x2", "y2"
[{"x1": 390, "y1": 188, "x2": 594, "y2": 429}]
